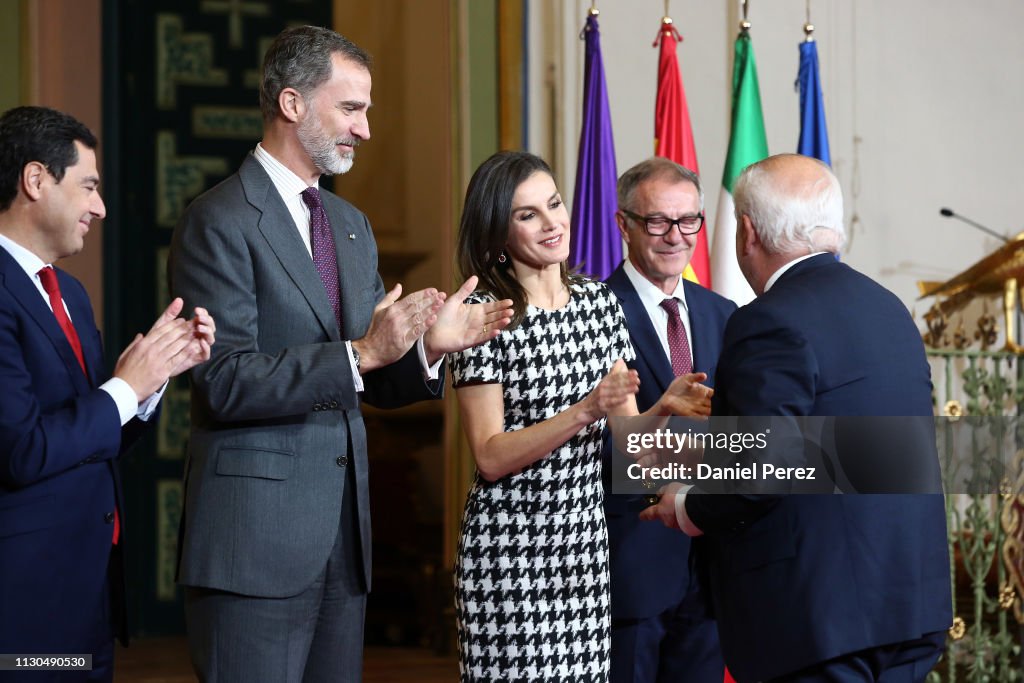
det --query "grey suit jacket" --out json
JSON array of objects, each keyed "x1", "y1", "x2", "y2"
[{"x1": 168, "y1": 154, "x2": 442, "y2": 597}]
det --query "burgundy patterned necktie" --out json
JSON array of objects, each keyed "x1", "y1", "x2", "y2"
[
  {"x1": 660, "y1": 298, "x2": 693, "y2": 377},
  {"x1": 301, "y1": 186, "x2": 342, "y2": 331}
]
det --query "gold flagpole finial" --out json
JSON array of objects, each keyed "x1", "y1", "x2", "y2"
[
  {"x1": 589, "y1": 1, "x2": 599, "y2": 17},
  {"x1": 804, "y1": 0, "x2": 815, "y2": 41}
]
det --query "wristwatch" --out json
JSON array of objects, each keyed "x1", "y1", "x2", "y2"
[{"x1": 351, "y1": 345, "x2": 361, "y2": 371}]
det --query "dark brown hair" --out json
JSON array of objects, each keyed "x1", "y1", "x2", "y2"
[
  {"x1": 0, "y1": 106, "x2": 97, "y2": 212},
  {"x1": 259, "y1": 26, "x2": 371, "y2": 122},
  {"x1": 457, "y1": 151, "x2": 574, "y2": 329}
]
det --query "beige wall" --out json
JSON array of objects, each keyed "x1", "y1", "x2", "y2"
[
  {"x1": 21, "y1": 0, "x2": 105, "y2": 320},
  {"x1": 532, "y1": 0, "x2": 1024, "y2": 311},
  {"x1": 0, "y1": 1, "x2": 23, "y2": 113},
  {"x1": 332, "y1": 0, "x2": 456, "y2": 297}
]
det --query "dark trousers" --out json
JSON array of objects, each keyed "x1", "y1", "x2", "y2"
[
  {"x1": 610, "y1": 588, "x2": 724, "y2": 683},
  {"x1": 768, "y1": 631, "x2": 947, "y2": 683},
  {"x1": 0, "y1": 550, "x2": 115, "y2": 683},
  {"x1": 185, "y1": 466, "x2": 366, "y2": 683}
]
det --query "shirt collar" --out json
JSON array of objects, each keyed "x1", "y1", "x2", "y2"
[
  {"x1": 623, "y1": 259, "x2": 689, "y2": 313},
  {"x1": 0, "y1": 233, "x2": 48, "y2": 281},
  {"x1": 253, "y1": 143, "x2": 314, "y2": 199},
  {"x1": 763, "y1": 252, "x2": 828, "y2": 293}
]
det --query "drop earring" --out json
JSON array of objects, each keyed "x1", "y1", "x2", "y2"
[{"x1": 497, "y1": 251, "x2": 507, "y2": 264}]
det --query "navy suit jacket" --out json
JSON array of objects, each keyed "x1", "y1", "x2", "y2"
[
  {"x1": 686, "y1": 254, "x2": 952, "y2": 682},
  {"x1": 603, "y1": 263, "x2": 735, "y2": 619},
  {"x1": 0, "y1": 248, "x2": 149, "y2": 655}
]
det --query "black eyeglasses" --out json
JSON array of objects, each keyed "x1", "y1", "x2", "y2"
[{"x1": 621, "y1": 208, "x2": 705, "y2": 236}]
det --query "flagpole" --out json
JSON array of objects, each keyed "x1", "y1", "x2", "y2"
[{"x1": 804, "y1": 0, "x2": 815, "y2": 41}]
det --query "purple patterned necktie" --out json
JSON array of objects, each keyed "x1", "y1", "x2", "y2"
[
  {"x1": 660, "y1": 298, "x2": 693, "y2": 377},
  {"x1": 301, "y1": 186, "x2": 342, "y2": 331}
]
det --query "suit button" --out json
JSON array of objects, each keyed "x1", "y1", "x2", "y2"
[
  {"x1": 329, "y1": 400, "x2": 339, "y2": 409},
  {"x1": 336, "y1": 455, "x2": 349, "y2": 467},
  {"x1": 313, "y1": 404, "x2": 321, "y2": 412},
  {"x1": 104, "y1": 512, "x2": 115, "y2": 524},
  {"x1": 646, "y1": 496, "x2": 659, "y2": 506}
]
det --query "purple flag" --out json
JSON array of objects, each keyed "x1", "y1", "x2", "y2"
[{"x1": 570, "y1": 13, "x2": 620, "y2": 279}]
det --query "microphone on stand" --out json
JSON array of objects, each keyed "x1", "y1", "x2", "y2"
[{"x1": 939, "y1": 207, "x2": 1009, "y2": 243}]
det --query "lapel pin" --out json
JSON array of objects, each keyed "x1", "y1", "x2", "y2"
[{"x1": 348, "y1": 233, "x2": 356, "y2": 240}]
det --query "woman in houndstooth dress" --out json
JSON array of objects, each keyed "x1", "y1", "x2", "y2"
[{"x1": 449, "y1": 151, "x2": 713, "y2": 682}]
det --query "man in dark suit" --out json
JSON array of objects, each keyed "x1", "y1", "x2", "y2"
[
  {"x1": 642, "y1": 154, "x2": 952, "y2": 682},
  {"x1": 169, "y1": 26, "x2": 511, "y2": 683},
  {"x1": 604, "y1": 157, "x2": 735, "y2": 683},
  {"x1": 0, "y1": 106, "x2": 214, "y2": 682}
]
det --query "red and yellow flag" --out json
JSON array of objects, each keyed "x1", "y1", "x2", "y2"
[{"x1": 654, "y1": 20, "x2": 710, "y2": 287}]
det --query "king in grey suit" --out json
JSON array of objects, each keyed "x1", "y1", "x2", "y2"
[{"x1": 168, "y1": 27, "x2": 511, "y2": 683}]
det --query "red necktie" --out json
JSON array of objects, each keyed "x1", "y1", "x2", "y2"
[
  {"x1": 660, "y1": 298, "x2": 693, "y2": 377},
  {"x1": 38, "y1": 267, "x2": 119, "y2": 544},
  {"x1": 38, "y1": 266, "x2": 87, "y2": 375}
]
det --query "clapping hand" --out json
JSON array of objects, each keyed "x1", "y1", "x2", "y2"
[
  {"x1": 423, "y1": 276, "x2": 514, "y2": 363},
  {"x1": 579, "y1": 359, "x2": 640, "y2": 424},
  {"x1": 653, "y1": 372, "x2": 712, "y2": 417},
  {"x1": 353, "y1": 284, "x2": 446, "y2": 373},
  {"x1": 169, "y1": 306, "x2": 216, "y2": 378},
  {"x1": 114, "y1": 298, "x2": 216, "y2": 402}
]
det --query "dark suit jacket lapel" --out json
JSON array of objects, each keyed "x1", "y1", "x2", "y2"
[
  {"x1": 684, "y1": 280, "x2": 717, "y2": 383},
  {"x1": 0, "y1": 251, "x2": 92, "y2": 394},
  {"x1": 324, "y1": 198, "x2": 362, "y2": 341},
  {"x1": 58, "y1": 269, "x2": 102, "y2": 388},
  {"x1": 240, "y1": 156, "x2": 341, "y2": 342},
  {"x1": 606, "y1": 265, "x2": 672, "y2": 395}
]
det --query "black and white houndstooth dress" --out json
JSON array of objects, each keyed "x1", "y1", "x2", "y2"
[{"x1": 450, "y1": 279, "x2": 635, "y2": 682}]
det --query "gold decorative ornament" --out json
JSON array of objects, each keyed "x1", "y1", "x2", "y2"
[
  {"x1": 949, "y1": 616, "x2": 966, "y2": 640},
  {"x1": 917, "y1": 231, "x2": 1024, "y2": 353},
  {"x1": 922, "y1": 309, "x2": 949, "y2": 348},
  {"x1": 1000, "y1": 449, "x2": 1024, "y2": 624},
  {"x1": 952, "y1": 318, "x2": 970, "y2": 350},
  {"x1": 942, "y1": 400, "x2": 963, "y2": 420},
  {"x1": 1000, "y1": 582, "x2": 1016, "y2": 610},
  {"x1": 975, "y1": 309, "x2": 999, "y2": 350}
]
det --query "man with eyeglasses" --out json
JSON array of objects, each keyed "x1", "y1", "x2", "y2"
[{"x1": 602, "y1": 157, "x2": 735, "y2": 683}]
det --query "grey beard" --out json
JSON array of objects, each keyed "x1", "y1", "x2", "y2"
[
  {"x1": 306, "y1": 140, "x2": 354, "y2": 176},
  {"x1": 297, "y1": 118, "x2": 356, "y2": 176}
]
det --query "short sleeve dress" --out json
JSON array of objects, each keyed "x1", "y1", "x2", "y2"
[{"x1": 449, "y1": 279, "x2": 635, "y2": 682}]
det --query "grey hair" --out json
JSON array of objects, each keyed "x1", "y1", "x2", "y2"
[
  {"x1": 259, "y1": 26, "x2": 371, "y2": 121},
  {"x1": 733, "y1": 154, "x2": 845, "y2": 255},
  {"x1": 617, "y1": 157, "x2": 704, "y2": 212}
]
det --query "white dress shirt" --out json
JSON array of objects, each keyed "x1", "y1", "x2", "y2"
[
  {"x1": 252, "y1": 145, "x2": 442, "y2": 385},
  {"x1": 622, "y1": 259, "x2": 694, "y2": 367},
  {"x1": 762, "y1": 252, "x2": 827, "y2": 294},
  {"x1": 0, "y1": 234, "x2": 163, "y2": 426}
]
